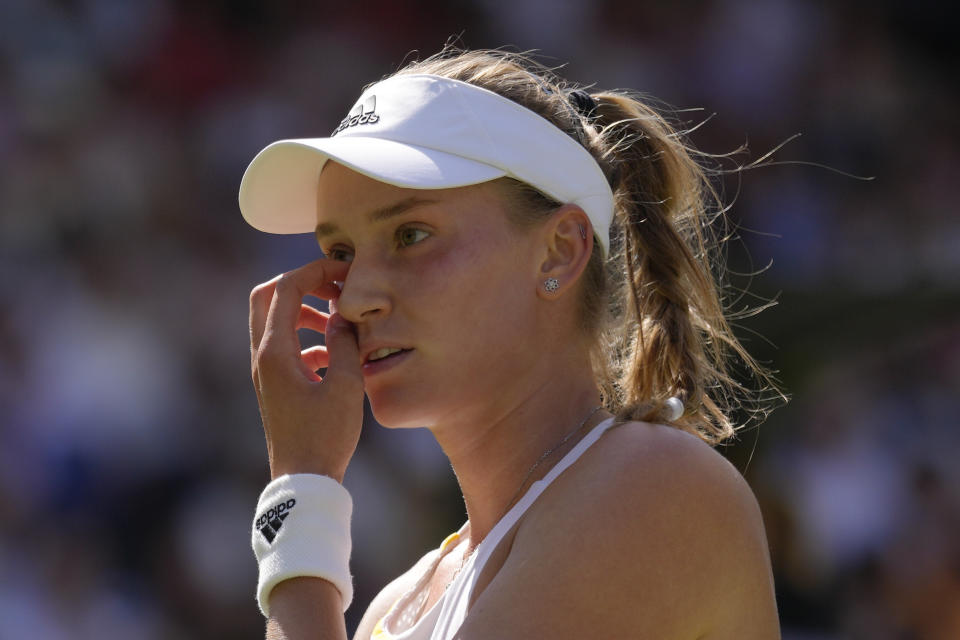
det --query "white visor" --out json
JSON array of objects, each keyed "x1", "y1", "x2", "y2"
[{"x1": 238, "y1": 73, "x2": 614, "y2": 256}]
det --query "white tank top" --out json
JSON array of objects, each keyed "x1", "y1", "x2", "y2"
[{"x1": 370, "y1": 416, "x2": 617, "y2": 640}]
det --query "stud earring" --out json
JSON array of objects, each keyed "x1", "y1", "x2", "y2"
[
  {"x1": 544, "y1": 277, "x2": 560, "y2": 293},
  {"x1": 578, "y1": 224, "x2": 587, "y2": 240}
]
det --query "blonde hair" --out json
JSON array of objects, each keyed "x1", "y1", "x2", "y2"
[{"x1": 392, "y1": 49, "x2": 784, "y2": 445}]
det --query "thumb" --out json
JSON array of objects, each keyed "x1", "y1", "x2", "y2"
[{"x1": 324, "y1": 313, "x2": 364, "y2": 386}]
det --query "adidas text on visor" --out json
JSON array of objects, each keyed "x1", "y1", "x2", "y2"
[{"x1": 239, "y1": 74, "x2": 615, "y2": 256}]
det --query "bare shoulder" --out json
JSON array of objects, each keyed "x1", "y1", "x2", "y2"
[
  {"x1": 352, "y1": 546, "x2": 440, "y2": 640},
  {"x1": 580, "y1": 420, "x2": 767, "y2": 526},
  {"x1": 523, "y1": 421, "x2": 769, "y2": 541},
  {"x1": 459, "y1": 421, "x2": 780, "y2": 639}
]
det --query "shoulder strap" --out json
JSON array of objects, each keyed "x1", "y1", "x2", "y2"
[{"x1": 430, "y1": 416, "x2": 617, "y2": 639}]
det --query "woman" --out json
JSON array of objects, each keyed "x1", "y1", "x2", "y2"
[{"x1": 241, "y1": 49, "x2": 782, "y2": 639}]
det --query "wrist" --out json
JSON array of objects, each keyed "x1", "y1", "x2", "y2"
[{"x1": 269, "y1": 458, "x2": 348, "y2": 483}]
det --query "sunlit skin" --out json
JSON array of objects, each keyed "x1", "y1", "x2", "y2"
[
  {"x1": 315, "y1": 161, "x2": 603, "y2": 548},
  {"x1": 252, "y1": 162, "x2": 780, "y2": 638}
]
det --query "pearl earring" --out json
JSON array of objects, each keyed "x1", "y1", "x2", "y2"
[{"x1": 544, "y1": 277, "x2": 560, "y2": 292}]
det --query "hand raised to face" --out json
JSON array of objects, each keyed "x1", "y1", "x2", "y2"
[{"x1": 249, "y1": 258, "x2": 364, "y2": 482}]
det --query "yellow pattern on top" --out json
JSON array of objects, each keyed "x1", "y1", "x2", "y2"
[{"x1": 439, "y1": 532, "x2": 461, "y2": 551}]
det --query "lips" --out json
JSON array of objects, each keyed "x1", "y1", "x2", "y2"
[
  {"x1": 361, "y1": 347, "x2": 413, "y2": 377},
  {"x1": 362, "y1": 345, "x2": 413, "y2": 364},
  {"x1": 366, "y1": 346, "x2": 406, "y2": 362}
]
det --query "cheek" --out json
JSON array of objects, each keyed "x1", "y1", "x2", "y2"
[
  {"x1": 423, "y1": 234, "x2": 525, "y2": 310},
  {"x1": 405, "y1": 233, "x2": 495, "y2": 300},
  {"x1": 408, "y1": 235, "x2": 534, "y2": 357}
]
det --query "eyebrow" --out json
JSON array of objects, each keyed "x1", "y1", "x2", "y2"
[{"x1": 314, "y1": 197, "x2": 439, "y2": 242}]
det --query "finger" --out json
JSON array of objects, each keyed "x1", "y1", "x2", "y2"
[
  {"x1": 263, "y1": 260, "x2": 351, "y2": 350},
  {"x1": 250, "y1": 272, "x2": 285, "y2": 355},
  {"x1": 322, "y1": 313, "x2": 363, "y2": 388},
  {"x1": 297, "y1": 305, "x2": 329, "y2": 334},
  {"x1": 305, "y1": 282, "x2": 344, "y2": 300},
  {"x1": 300, "y1": 345, "x2": 330, "y2": 372},
  {"x1": 251, "y1": 260, "x2": 349, "y2": 345}
]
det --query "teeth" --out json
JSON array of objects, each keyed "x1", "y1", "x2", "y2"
[{"x1": 368, "y1": 347, "x2": 403, "y2": 362}]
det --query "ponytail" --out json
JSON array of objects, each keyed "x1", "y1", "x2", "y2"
[{"x1": 590, "y1": 92, "x2": 750, "y2": 442}]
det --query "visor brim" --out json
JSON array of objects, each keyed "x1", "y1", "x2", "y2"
[{"x1": 239, "y1": 137, "x2": 506, "y2": 234}]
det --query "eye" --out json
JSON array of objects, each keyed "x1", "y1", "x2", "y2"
[
  {"x1": 325, "y1": 246, "x2": 354, "y2": 263},
  {"x1": 397, "y1": 227, "x2": 430, "y2": 247}
]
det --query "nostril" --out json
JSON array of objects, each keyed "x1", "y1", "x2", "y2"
[{"x1": 332, "y1": 274, "x2": 390, "y2": 322}]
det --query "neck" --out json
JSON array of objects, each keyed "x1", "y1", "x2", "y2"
[{"x1": 427, "y1": 347, "x2": 607, "y2": 551}]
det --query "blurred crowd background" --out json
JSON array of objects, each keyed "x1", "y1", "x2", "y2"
[{"x1": 1, "y1": 0, "x2": 957, "y2": 638}]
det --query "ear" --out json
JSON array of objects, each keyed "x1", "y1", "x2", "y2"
[{"x1": 536, "y1": 204, "x2": 594, "y2": 299}]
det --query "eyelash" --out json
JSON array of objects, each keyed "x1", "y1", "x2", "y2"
[{"x1": 324, "y1": 226, "x2": 430, "y2": 262}]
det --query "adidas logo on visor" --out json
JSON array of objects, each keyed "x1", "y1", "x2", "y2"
[
  {"x1": 255, "y1": 498, "x2": 296, "y2": 543},
  {"x1": 332, "y1": 95, "x2": 379, "y2": 135}
]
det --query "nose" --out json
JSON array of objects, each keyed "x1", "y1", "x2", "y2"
[{"x1": 332, "y1": 255, "x2": 392, "y2": 323}]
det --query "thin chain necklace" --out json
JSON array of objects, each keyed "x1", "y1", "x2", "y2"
[{"x1": 451, "y1": 404, "x2": 605, "y2": 576}]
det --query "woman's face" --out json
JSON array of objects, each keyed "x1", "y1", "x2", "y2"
[{"x1": 316, "y1": 162, "x2": 545, "y2": 429}]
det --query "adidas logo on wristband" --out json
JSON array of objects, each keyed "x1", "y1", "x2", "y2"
[{"x1": 256, "y1": 498, "x2": 296, "y2": 543}]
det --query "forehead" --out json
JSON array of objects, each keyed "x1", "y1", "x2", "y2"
[
  {"x1": 316, "y1": 161, "x2": 413, "y2": 213},
  {"x1": 314, "y1": 161, "x2": 507, "y2": 231}
]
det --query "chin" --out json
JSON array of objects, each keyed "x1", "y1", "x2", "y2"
[{"x1": 366, "y1": 388, "x2": 435, "y2": 430}]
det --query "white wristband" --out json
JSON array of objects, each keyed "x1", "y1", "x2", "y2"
[{"x1": 251, "y1": 473, "x2": 353, "y2": 617}]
